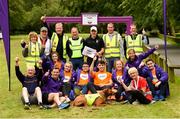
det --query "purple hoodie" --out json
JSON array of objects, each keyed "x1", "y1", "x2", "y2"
[
  {"x1": 123, "y1": 48, "x2": 156, "y2": 84},
  {"x1": 41, "y1": 75, "x2": 62, "y2": 94}
]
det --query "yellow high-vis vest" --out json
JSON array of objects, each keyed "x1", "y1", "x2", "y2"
[
  {"x1": 125, "y1": 34, "x2": 143, "y2": 55},
  {"x1": 25, "y1": 42, "x2": 41, "y2": 67},
  {"x1": 103, "y1": 33, "x2": 120, "y2": 58},
  {"x1": 69, "y1": 37, "x2": 83, "y2": 58},
  {"x1": 51, "y1": 32, "x2": 68, "y2": 59}
]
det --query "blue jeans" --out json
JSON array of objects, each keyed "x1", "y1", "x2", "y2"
[
  {"x1": 106, "y1": 57, "x2": 119, "y2": 72},
  {"x1": 71, "y1": 58, "x2": 83, "y2": 71}
]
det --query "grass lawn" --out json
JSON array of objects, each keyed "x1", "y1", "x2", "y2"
[{"x1": 0, "y1": 35, "x2": 180, "y2": 118}]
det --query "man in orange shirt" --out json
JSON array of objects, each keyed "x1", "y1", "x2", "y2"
[{"x1": 90, "y1": 57, "x2": 113, "y2": 90}]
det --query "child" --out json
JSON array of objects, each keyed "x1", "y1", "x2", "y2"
[
  {"x1": 74, "y1": 62, "x2": 97, "y2": 96},
  {"x1": 90, "y1": 56, "x2": 113, "y2": 90}
]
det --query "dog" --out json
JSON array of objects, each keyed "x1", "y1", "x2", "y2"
[{"x1": 72, "y1": 88, "x2": 115, "y2": 106}]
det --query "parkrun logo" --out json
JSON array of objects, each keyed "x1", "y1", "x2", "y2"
[{"x1": 98, "y1": 74, "x2": 107, "y2": 80}]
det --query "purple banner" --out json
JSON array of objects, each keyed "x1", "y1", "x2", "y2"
[{"x1": 0, "y1": 0, "x2": 10, "y2": 90}]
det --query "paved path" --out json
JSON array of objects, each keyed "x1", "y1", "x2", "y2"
[{"x1": 148, "y1": 37, "x2": 180, "y2": 76}]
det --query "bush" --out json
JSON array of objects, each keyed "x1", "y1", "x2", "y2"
[{"x1": 149, "y1": 29, "x2": 160, "y2": 37}]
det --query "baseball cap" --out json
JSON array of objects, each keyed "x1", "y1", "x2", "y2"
[
  {"x1": 90, "y1": 26, "x2": 97, "y2": 31},
  {"x1": 40, "y1": 27, "x2": 48, "y2": 32}
]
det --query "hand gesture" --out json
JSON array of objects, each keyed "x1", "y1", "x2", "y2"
[
  {"x1": 139, "y1": 61, "x2": 145, "y2": 68},
  {"x1": 40, "y1": 15, "x2": 46, "y2": 23},
  {"x1": 118, "y1": 77, "x2": 124, "y2": 84},
  {"x1": 25, "y1": 44, "x2": 28, "y2": 48},
  {"x1": 38, "y1": 60, "x2": 43, "y2": 66},
  {"x1": 155, "y1": 81, "x2": 161, "y2": 87},
  {"x1": 21, "y1": 40, "x2": 25, "y2": 44},
  {"x1": 15, "y1": 57, "x2": 19, "y2": 63},
  {"x1": 44, "y1": 70, "x2": 50, "y2": 77},
  {"x1": 93, "y1": 56, "x2": 97, "y2": 61},
  {"x1": 155, "y1": 45, "x2": 159, "y2": 50}
]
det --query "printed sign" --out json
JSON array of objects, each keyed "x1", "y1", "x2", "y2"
[
  {"x1": 82, "y1": 13, "x2": 98, "y2": 25},
  {"x1": 82, "y1": 46, "x2": 97, "y2": 58}
]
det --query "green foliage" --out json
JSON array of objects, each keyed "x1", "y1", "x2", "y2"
[{"x1": 9, "y1": 0, "x2": 180, "y2": 34}]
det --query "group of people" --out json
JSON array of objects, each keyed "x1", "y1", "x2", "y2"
[{"x1": 15, "y1": 17, "x2": 169, "y2": 110}]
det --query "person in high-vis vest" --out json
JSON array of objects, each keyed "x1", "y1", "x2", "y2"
[
  {"x1": 124, "y1": 24, "x2": 146, "y2": 58},
  {"x1": 66, "y1": 27, "x2": 84, "y2": 71},
  {"x1": 103, "y1": 23, "x2": 125, "y2": 72},
  {"x1": 22, "y1": 32, "x2": 44, "y2": 68},
  {"x1": 21, "y1": 27, "x2": 51, "y2": 57},
  {"x1": 41, "y1": 16, "x2": 68, "y2": 62}
]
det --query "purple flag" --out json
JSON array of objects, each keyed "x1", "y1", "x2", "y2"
[{"x1": 0, "y1": 0, "x2": 10, "y2": 90}]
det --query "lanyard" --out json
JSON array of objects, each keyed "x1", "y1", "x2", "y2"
[{"x1": 134, "y1": 76, "x2": 139, "y2": 90}]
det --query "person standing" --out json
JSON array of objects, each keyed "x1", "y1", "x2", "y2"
[
  {"x1": 103, "y1": 23, "x2": 124, "y2": 72},
  {"x1": 41, "y1": 16, "x2": 68, "y2": 62},
  {"x1": 22, "y1": 31, "x2": 44, "y2": 68},
  {"x1": 38, "y1": 27, "x2": 52, "y2": 56},
  {"x1": 84, "y1": 26, "x2": 105, "y2": 66},
  {"x1": 124, "y1": 24, "x2": 146, "y2": 57},
  {"x1": 66, "y1": 27, "x2": 84, "y2": 71},
  {"x1": 142, "y1": 28, "x2": 149, "y2": 45}
]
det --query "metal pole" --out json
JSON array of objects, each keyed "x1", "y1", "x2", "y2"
[{"x1": 163, "y1": 0, "x2": 168, "y2": 72}]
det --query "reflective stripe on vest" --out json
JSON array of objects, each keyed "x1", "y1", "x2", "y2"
[
  {"x1": 69, "y1": 37, "x2": 83, "y2": 58},
  {"x1": 103, "y1": 33, "x2": 120, "y2": 58},
  {"x1": 126, "y1": 34, "x2": 143, "y2": 55},
  {"x1": 25, "y1": 42, "x2": 41, "y2": 67},
  {"x1": 51, "y1": 32, "x2": 68, "y2": 59}
]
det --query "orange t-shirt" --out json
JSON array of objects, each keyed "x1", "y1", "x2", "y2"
[
  {"x1": 130, "y1": 76, "x2": 152, "y2": 101},
  {"x1": 116, "y1": 71, "x2": 123, "y2": 80},
  {"x1": 151, "y1": 68, "x2": 159, "y2": 84},
  {"x1": 78, "y1": 71, "x2": 89, "y2": 85},
  {"x1": 91, "y1": 71, "x2": 112, "y2": 85},
  {"x1": 63, "y1": 71, "x2": 72, "y2": 83},
  {"x1": 54, "y1": 61, "x2": 62, "y2": 70}
]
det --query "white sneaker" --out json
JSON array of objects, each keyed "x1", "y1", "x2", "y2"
[
  {"x1": 64, "y1": 97, "x2": 71, "y2": 103},
  {"x1": 151, "y1": 100, "x2": 156, "y2": 104},
  {"x1": 132, "y1": 100, "x2": 139, "y2": 105}
]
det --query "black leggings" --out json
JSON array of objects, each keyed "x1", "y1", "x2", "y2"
[{"x1": 126, "y1": 90, "x2": 151, "y2": 104}]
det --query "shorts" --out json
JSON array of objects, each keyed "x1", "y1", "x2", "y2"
[{"x1": 42, "y1": 93, "x2": 53, "y2": 105}]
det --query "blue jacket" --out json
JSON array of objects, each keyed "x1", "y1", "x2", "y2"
[{"x1": 123, "y1": 48, "x2": 156, "y2": 84}]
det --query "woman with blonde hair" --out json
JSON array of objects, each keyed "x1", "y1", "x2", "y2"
[
  {"x1": 112, "y1": 60, "x2": 125, "y2": 101},
  {"x1": 59, "y1": 62, "x2": 77, "y2": 101},
  {"x1": 22, "y1": 31, "x2": 44, "y2": 67}
]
